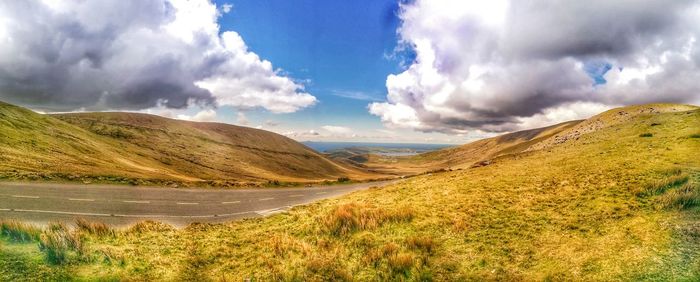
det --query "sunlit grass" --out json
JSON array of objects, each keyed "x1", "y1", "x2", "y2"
[{"x1": 1, "y1": 107, "x2": 699, "y2": 280}]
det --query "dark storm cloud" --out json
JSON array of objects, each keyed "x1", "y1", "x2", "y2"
[
  {"x1": 0, "y1": 0, "x2": 316, "y2": 113},
  {"x1": 370, "y1": 0, "x2": 700, "y2": 133}
]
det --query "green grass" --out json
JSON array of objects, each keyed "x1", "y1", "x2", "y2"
[{"x1": 1, "y1": 105, "x2": 699, "y2": 280}]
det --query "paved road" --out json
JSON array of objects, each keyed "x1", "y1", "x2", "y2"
[{"x1": 0, "y1": 181, "x2": 395, "y2": 227}]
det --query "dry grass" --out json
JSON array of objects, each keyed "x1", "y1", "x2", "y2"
[
  {"x1": 322, "y1": 203, "x2": 414, "y2": 236},
  {"x1": 38, "y1": 222, "x2": 83, "y2": 265},
  {"x1": 0, "y1": 101, "x2": 385, "y2": 187},
  {"x1": 1, "y1": 105, "x2": 699, "y2": 281},
  {"x1": 406, "y1": 235, "x2": 436, "y2": 254},
  {"x1": 636, "y1": 172, "x2": 690, "y2": 196},
  {"x1": 388, "y1": 252, "x2": 414, "y2": 276},
  {"x1": 0, "y1": 220, "x2": 41, "y2": 243},
  {"x1": 657, "y1": 182, "x2": 700, "y2": 210},
  {"x1": 127, "y1": 221, "x2": 175, "y2": 233},
  {"x1": 75, "y1": 218, "x2": 114, "y2": 237}
]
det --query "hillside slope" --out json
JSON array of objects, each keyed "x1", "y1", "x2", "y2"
[
  {"x1": 357, "y1": 103, "x2": 698, "y2": 173},
  {"x1": 3, "y1": 104, "x2": 698, "y2": 280},
  {"x1": 0, "y1": 101, "x2": 376, "y2": 185}
]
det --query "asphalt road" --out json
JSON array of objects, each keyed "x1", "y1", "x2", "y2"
[{"x1": 0, "y1": 181, "x2": 395, "y2": 227}]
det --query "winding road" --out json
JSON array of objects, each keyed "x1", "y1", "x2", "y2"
[{"x1": 0, "y1": 180, "x2": 395, "y2": 227}]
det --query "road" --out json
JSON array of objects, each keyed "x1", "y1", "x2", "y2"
[{"x1": 0, "y1": 181, "x2": 395, "y2": 227}]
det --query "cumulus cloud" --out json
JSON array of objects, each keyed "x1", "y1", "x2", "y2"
[
  {"x1": 370, "y1": 0, "x2": 700, "y2": 133},
  {"x1": 0, "y1": 0, "x2": 316, "y2": 113},
  {"x1": 236, "y1": 112, "x2": 249, "y2": 125},
  {"x1": 321, "y1": 125, "x2": 353, "y2": 134},
  {"x1": 221, "y1": 3, "x2": 233, "y2": 14},
  {"x1": 282, "y1": 130, "x2": 320, "y2": 138},
  {"x1": 176, "y1": 109, "x2": 218, "y2": 122}
]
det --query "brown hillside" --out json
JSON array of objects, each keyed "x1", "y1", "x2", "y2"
[{"x1": 0, "y1": 101, "x2": 380, "y2": 185}]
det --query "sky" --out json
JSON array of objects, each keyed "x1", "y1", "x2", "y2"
[{"x1": 1, "y1": 0, "x2": 699, "y2": 144}]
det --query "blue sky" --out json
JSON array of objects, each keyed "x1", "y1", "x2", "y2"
[{"x1": 207, "y1": 0, "x2": 450, "y2": 143}]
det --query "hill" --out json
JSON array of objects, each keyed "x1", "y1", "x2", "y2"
[
  {"x1": 2, "y1": 103, "x2": 698, "y2": 280},
  {"x1": 349, "y1": 103, "x2": 698, "y2": 174},
  {"x1": 0, "y1": 101, "x2": 377, "y2": 186}
]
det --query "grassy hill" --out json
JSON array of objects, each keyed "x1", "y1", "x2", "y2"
[
  {"x1": 351, "y1": 103, "x2": 698, "y2": 175},
  {"x1": 1, "y1": 103, "x2": 698, "y2": 280},
  {"x1": 0, "y1": 101, "x2": 377, "y2": 186}
]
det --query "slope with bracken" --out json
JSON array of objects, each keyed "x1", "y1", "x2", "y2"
[{"x1": 0, "y1": 101, "x2": 379, "y2": 185}]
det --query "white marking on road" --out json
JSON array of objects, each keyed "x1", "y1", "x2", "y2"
[
  {"x1": 288, "y1": 194, "x2": 304, "y2": 198},
  {"x1": 12, "y1": 195, "x2": 39, "y2": 199},
  {"x1": 258, "y1": 197, "x2": 274, "y2": 201},
  {"x1": 177, "y1": 202, "x2": 199, "y2": 205},
  {"x1": 123, "y1": 200, "x2": 150, "y2": 204},
  {"x1": 69, "y1": 198, "x2": 95, "y2": 202},
  {"x1": 221, "y1": 201, "x2": 241, "y2": 204}
]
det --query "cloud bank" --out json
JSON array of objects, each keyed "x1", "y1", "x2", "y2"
[
  {"x1": 0, "y1": 0, "x2": 316, "y2": 113},
  {"x1": 370, "y1": 0, "x2": 700, "y2": 133}
]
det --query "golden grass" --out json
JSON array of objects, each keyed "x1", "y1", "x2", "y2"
[
  {"x1": 75, "y1": 218, "x2": 114, "y2": 237},
  {"x1": 636, "y1": 172, "x2": 690, "y2": 196},
  {"x1": 657, "y1": 182, "x2": 700, "y2": 210},
  {"x1": 38, "y1": 222, "x2": 83, "y2": 265},
  {"x1": 322, "y1": 203, "x2": 414, "y2": 236},
  {"x1": 0, "y1": 101, "x2": 385, "y2": 187},
  {"x1": 1, "y1": 105, "x2": 699, "y2": 280},
  {"x1": 0, "y1": 220, "x2": 41, "y2": 243}
]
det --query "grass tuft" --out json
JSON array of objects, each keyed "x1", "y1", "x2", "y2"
[
  {"x1": 657, "y1": 182, "x2": 700, "y2": 210},
  {"x1": 637, "y1": 173, "x2": 689, "y2": 197},
  {"x1": 639, "y1": 133, "x2": 653, "y2": 137},
  {"x1": 305, "y1": 252, "x2": 353, "y2": 281},
  {"x1": 322, "y1": 203, "x2": 414, "y2": 236},
  {"x1": 39, "y1": 222, "x2": 83, "y2": 265},
  {"x1": 690, "y1": 133, "x2": 700, "y2": 138},
  {"x1": 406, "y1": 235, "x2": 437, "y2": 254},
  {"x1": 388, "y1": 252, "x2": 414, "y2": 276},
  {"x1": 0, "y1": 220, "x2": 41, "y2": 242},
  {"x1": 75, "y1": 218, "x2": 114, "y2": 237},
  {"x1": 127, "y1": 221, "x2": 175, "y2": 233}
]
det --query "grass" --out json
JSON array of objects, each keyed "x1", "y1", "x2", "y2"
[
  {"x1": 0, "y1": 100, "x2": 384, "y2": 187},
  {"x1": 38, "y1": 222, "x2": 83, "y2": 265},
  {"x1": 657, "y1": 182, "x2": 700, "y2": 210},
  {"x1": 0, "y1": 105, "x2": 699, "y2": 280},
  {"x1": 639, "y1": 132, "x2": 654, "y2": 137},
  {"x1": 0, "y1": 220, "x2": 41, "y2": 243},
  {"x1": 75, "y1": 218, "x2": 114, "y2": 237},
  {"x1": 636, "y1": 170, "x2": 690, "y2": 196},
  {"x1": 322, "y1": 203, "x2": 414, "y2": 236}
]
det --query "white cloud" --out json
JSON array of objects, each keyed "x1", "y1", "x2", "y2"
[
  {"x1": 371, "y1": 0, "x2": 700, "y2": 133},
  {"x1": 236, "y1": 112, "x2": 249, "y2": 125},
  {"x1": 221, "y1": 3, "x2": 233, "y2": 13},
  {"x1": 282, "y1": 130, "x2": 320, "y2": 138},
  {"x1": 321, "y1": 125, "x2": 353, "y2": 134},
  {"x1": 174, "y1": 109, "x2": 217, "y2": 122},
  {"x1": 330, "y1": 90, "x2": 382, "y2": 101},
  {"x1": 0, "y1": 0, "x2": 316, "y2": 114}
]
